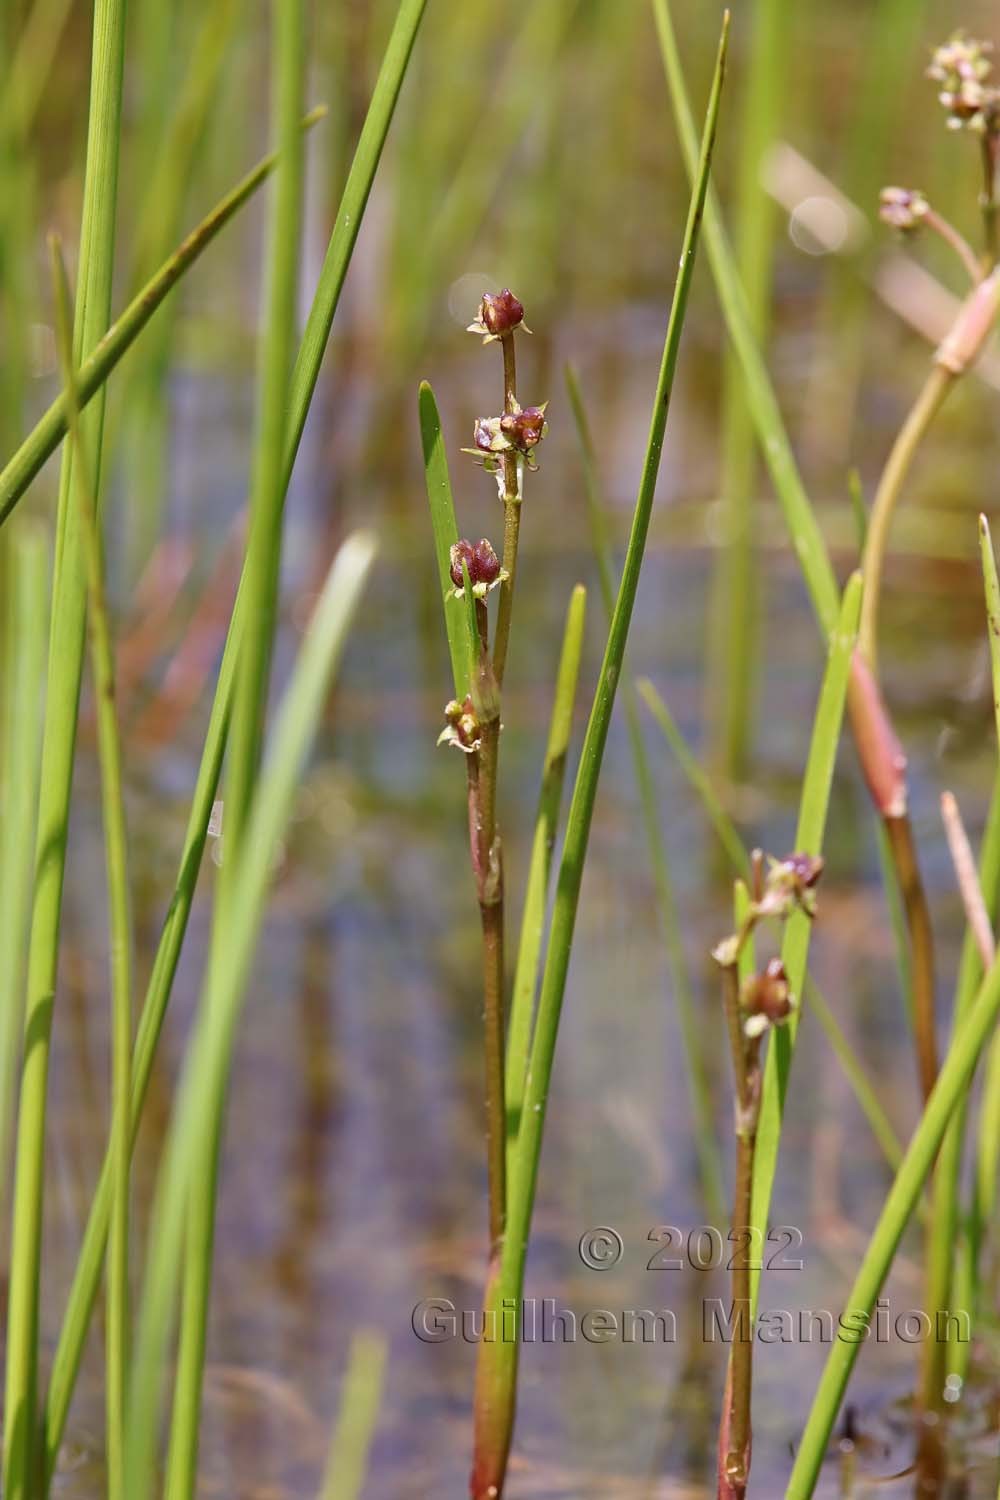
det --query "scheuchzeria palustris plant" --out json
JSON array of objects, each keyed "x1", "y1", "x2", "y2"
[{"x1": 436, "y1": 289, "x2": 546, "y2": 1271}]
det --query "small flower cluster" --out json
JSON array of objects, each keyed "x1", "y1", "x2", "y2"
[
  {"x1": 463, "y1": 287, "x2": 547, "y2": 480},
  {"x1": 449, "y1": 538, "x2": 506, "y2": 598},
  {"x1": 712, "y1": 852, "x2": 824, "y2": 1040},
  {"x1": 438, "y1": 695, "x2": 482, "y2": 754},
  {"x1": 469, "y1": 401, "x2": 548, "y2": 474},
  {"x1": 928, "y1": 31, "x2": 999, "y2": 135},
  {"x1": 741, "y1": 959, "x2": 793, "y2": 1040},
  {"x1": 879, "y1": 186, "x2": 929, "y2": 234}
]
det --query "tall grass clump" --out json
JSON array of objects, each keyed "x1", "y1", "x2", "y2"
[
  {"x1": 0, "y1": 2, "x2": 429, "y2": 1494},
  {"x1": 3, "y1": 4, "x2": 127, "y2": 1492}
]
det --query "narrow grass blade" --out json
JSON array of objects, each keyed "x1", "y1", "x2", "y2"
[
  {"x1": 470, "y1": 24, "x2": 729, "y2": 1496},
  {"x1": 970, "y1": 517, "x2": 1000, "y2": 1340},
  {"x1": 749, "y1": 572, "x2": 862, "y2": 1307},
  {"x1": 567, "y1": 360, "x2": 725, "y2": 1223},
  {"x1": 283, "y1": 0, "x2": 429, "y2": 474},
  {"x1": 167, "y1": 1, "x2": 305, "y2": 1486},
  {"x1": 125, "y1": 531, "x2": 376, "y2": 1499},
  {"x1": 50, "y1": 237, "x2": 133, "y2": 1500},
  {"x1": 419, "y1": 380, "x2": 476, "y2": 697},
  {"x1": 921, "y1": 774, "x2": 1000, "y2": 1411},
  {"x1": 319, "y1": 1331, "x2": 387, "y2": 1500},
  {"x1": 706, "y1": 0, "x2": 789, "y2": 782},
  {"x1": 0, "y1": 108, "x2": 324, "y2": 527},
  {"x1": 636, "y1": 678, "x2": 750, "y2": 880},
  {"x1": 40, "y1": 0, "x2": 429, "y2": 1467},
  {"x1": 505, "y1": 583, "x2": 587, "y2": 1166},
  {"x1": 980, "y1": 514, "x2": 1000, "y2": 750},
  {"x1": 0, "y1": 525, "x2": 47, "y2": 1205},
  {"x1": 2, "y1": 2, "x2": 126, "y2": 1491},
  {"x1": 804, "y1": 979, "x2": 904, "y2": 1174},
  {"x1": 650, "y1": 0, "x2": 840, "y2": 638},
  {"x1": 786, "y1": 948, "x2": 1000, "y2": 1499}
]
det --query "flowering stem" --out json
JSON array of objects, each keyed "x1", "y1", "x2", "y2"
[
  {"x1": 492, "y1": 331, "x2": 520, "y2": 688},
  {"x1": 924, "y1": 207, "x2": 984, "y2": 286},
  {"x1": 858, "y1": 362, "x2": 953, "y2": 670},
  {"x1": 981, "y1": 133, "x2": 998, "y2": 270},
  {"x1": 718, "y1": 958, "x2": 757, "y2": 1500},
  {"x1": 465, "y1": 622, "x2": 506, "y2": 1254}
]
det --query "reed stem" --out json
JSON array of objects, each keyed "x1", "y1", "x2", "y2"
[
  {"x1": 858, "y1": 364, "x2": 952, "y2": 670},
  {"x1": 2, "y1": 2, "x2": 125, "y2": 1491},
  {"x1": 50, "y1": 239, "x2": 133, "y2": 1500}
]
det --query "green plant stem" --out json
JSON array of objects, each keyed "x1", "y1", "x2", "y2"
[
  {"x1": 0, "y1": 109, "x2": 324, "y2": 529},
  {"x1": 319, "y1": 1331, "x2": 386, "y2": 1500},
  {"x1": 924, "y1": 207, "x2": 983, "y2": 287},
  {"x1": 804, "y1": 980, "x2": 905, "y2": 1175},
  {"x1": 786, "y1": 947, "x2": 1000, "y2": 1500},
  {"x1": 492, "y1": 330, "x2": 520, "y2": 689},
  {"x1": 0, "y1": 527, "x2": 46, "y2": 1211},
  {"x1": 858, "y1": 363, "x2": 953, "y2": 670},
  {"x1": 2, "y1": 1, "x2": 125, "y2": 1492},
  {"x1": 651, "y1": 0, "x2": 840, "y2": 640},
  {"x1": 748, "y1": 575, "x2": 862, "y2": 1312},
  {"x1": 469, "y1": 26, "x2": 728, "y2": 1496},
  {"x1": 505, "y1": 584, "x2": 586, "y2": 1172},
  {"x1": 50, "y1": 239, "x2": 132, "y2": 1500},
  {"x1": 567, "y1": 362, "x2": 726, "y2": 1222},
  {"x1": 166, "y1": 1, "x2": 304, "y2": 1490},
  {"x1": 706, "y1": 0, "x2": 788, "y2": 785},
  {"x1": 920, "y1": 776, "x2": 1000, "y2": 1420}
]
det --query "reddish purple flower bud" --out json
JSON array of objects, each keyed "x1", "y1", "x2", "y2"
[
  {"x1": 500, "y1": 404, "x2": 547, "y2": 452},
  {"x1": 472, "y1": 538, "x2": 501, "y2": 586},
  {"x1": 449, "y1": 539, "x2": 477, "y2": 588},
  {"x1": 476, "y1": 286, "x2": 524, "y2": 334},
  {"x1": 449, "y1": 538, "x2": 504, "y2": 596},
  {"x1": 742, "y1": 959, "x2": 795, "y2": 1037},
  {"x1": 446, "y1": 534, "x2": 503, "y2": 591}
]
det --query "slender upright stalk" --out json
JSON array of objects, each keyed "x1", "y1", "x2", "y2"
[
  {"x1": 858, "y1": 363, "x2": 952, "y2": 670},
  {"x1": 706, "y1": 0, "x2": 788, "y2": 784},
  {"x1": 2, "y1": 3, "x2": 125, "y2": 1493},
  {"x1": 0, "y1": 527, "x2": 46, "y2": 1214},
  {"x1": 50, "y1": 240, "x2": 133, "y2": 1500},
  {"x1": 166, "y1": 1, "x2": 303, "y2": 1492}
]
